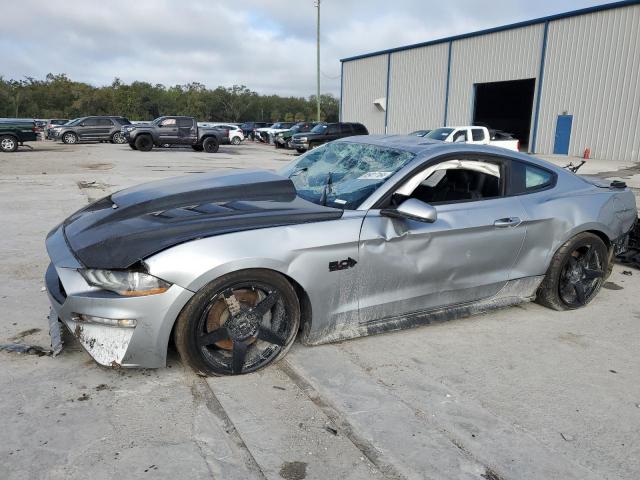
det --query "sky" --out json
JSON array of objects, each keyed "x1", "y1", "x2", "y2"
[{"x1": 1, "y1": 0, "x2": 612, "y2": 97}]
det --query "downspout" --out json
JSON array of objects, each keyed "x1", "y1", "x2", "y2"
[{"x1": 531, "y1": 21, "x2": 549, "y2": 153}]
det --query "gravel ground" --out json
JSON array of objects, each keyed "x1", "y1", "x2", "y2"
[{"x1": 1, "y1": 140, "x2": 639, "y2": 480}]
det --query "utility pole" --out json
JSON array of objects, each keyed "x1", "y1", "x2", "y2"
[{"x1": 315, "y1": 0, "x2": 321, "y2": 122}]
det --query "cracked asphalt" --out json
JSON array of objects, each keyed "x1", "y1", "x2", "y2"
[{"x1": 1, "y1": 141, "x2": 639, "y2": 480}]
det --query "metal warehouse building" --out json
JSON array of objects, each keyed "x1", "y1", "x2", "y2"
[{"x1": 339, "y1": 0, "x2": 640, "y2": 161}]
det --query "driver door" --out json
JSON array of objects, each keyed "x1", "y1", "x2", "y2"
[
  {"x1": 357, "y1": 155, "x2": 527, "y2": 324},
  {"x1": 158, "y1": 117, "x2": 179, "y2": 143}
]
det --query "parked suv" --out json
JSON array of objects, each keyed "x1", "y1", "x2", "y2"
[
  {"x1": 290, "y1": 122, "x2": 368, "y2": 153},
  {"x1": 274, "y1": 121, "x2": 321, "y2": 149},
  {"x1": 52, "y1": 116, "x2": 132, "y2": 144}
]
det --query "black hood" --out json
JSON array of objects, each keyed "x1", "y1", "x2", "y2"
[{"x1": 61, "y1": 170, "x2": 343, "y2": 269}]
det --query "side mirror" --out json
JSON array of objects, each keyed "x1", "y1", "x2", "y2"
[{"x1": 381, "y1": 198, "x2": 437, "y2": 223}]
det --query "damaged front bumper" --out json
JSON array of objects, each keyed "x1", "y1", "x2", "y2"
[{"x1": 44, "y1": 226, "x2": 194, "y2": 368}]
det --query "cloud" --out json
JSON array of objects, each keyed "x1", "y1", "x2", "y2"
[{"x1": 1, "y1": 0, "x2": 606, "y2": 96}]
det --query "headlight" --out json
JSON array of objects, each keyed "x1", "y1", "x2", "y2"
[
  {"x1": 80, "y1": 269, "x2": 171, "y2": 296},
  {"x1": 297, "y1": 137, "x2": 307, "y2": 142}
]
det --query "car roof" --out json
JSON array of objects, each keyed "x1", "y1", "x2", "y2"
[{"x1": 336, "y1": 134, "x2": 564, "y2": 171}]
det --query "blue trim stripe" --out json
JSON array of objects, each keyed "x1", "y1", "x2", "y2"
[
  {"x1": 531, "y1": 21, "x2": 549, "y2": 153},
  {"x1": 384, "y1": 53, "x2": 391, "y2": 134},
  {"x1": 443, "y1": 41, "x2": 452, "y2": 126},
  {"x1": 339, "y1": 61, "x2": 344, "y2": 122},
  {"x1": 340, "y1": 0, "x2": 639, "y2": 63}
]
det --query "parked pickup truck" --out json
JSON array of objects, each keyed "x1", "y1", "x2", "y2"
[
  {"x1": 123, "y1": 116, "x2": 225, "y2": 153},
  {"x1": 0, "y1": 119, "x2": 38, "y2": 152},
  {"x1": 425, "y1": 126, "x2": 520, "y2": 151}
]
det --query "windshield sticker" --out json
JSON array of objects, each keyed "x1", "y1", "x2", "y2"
[
  {"x1": 334, "y1": 199, "x2": 347, "y2": 205},
  {"x1": 358, "y1": 171, "x2": 393, "y2": 180}
]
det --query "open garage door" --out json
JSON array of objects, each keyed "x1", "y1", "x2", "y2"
[{"x1": 473, "y1": 79, "x2": 536, "y2": 151}]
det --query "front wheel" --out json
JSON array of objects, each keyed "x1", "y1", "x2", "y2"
[
  {"x1": 134, "y1": 135, "x2": 153, "y2": 152},
  {"x1": 0, "y1": 135, "x2": 18, "y2": 152},
  {"x1": 174, "y1": 270, "x2": 300, "y2": 376},
  {"x1": 62, "y1": 132, "x2": 78, "y2": 144},
  {"x1": 536, "y1": 232, "x2": 608, "y2": 310},
  {"x1": 203, "y1": 137, "x2": 219, "y2": 153}
]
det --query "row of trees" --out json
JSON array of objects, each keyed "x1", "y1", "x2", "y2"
[{"x1": 0, "y1": 74, "x2": 340, "y2": 123}]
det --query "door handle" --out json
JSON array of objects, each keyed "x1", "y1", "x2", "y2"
[{"x1": 494, "y1": 217, "x2": 522, "y2": 228}]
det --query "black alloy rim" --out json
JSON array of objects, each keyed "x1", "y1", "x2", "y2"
[
  {"x1": 196, "y1": 282, "x2": 291, "y2": 374},
  {"x1": 559, "y1": 244, "x2": 604, "y2": 307}
]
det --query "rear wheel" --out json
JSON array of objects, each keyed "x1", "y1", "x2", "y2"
[
  {"x1": 111, "y1": 132, "x2": 126, "y2": 144},
  {"x1": 128, "y1": 143, "x2": 137, "y2": 150},
  {"x1": 175, "y1": 270, "x2": 300, "y2": 376},
  {"x1": 231, "y1": 136, "x2": 241, "y2": 145},
  {"x1": 134, "y1": 135, "x2": 153, "y2": 152},
  {"x1": 536, "y1": 233, "x2": 608, "y2": 310},
  {"x1": 62, "y1": 132, "x2": 78, "y2": 144},
  {"x1": 203, "y1": 137, "x2": 219, "y2": 153},
  {"x1": 0, "y1": 135, "x2": 18, "y2": 152}
]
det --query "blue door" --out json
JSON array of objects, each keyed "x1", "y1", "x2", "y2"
[{"x1": 553, "y1": 115, "x2": 573, "y2": 155}]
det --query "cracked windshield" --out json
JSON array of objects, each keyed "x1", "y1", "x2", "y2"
[{"x1": 280, "y1": 141, "x2": 415, "y2": 209}]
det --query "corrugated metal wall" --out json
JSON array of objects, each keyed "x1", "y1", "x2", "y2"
[
  {"x1": 537, "y1": 4, "x2": 640, "y2": 161},
  {"x1": 446, "y1": 24, "x2": 544, "y2": 126},
  {"x1": 386, "y1": 43, "x2": 449, "y2": 133},
  {"x1": 341, "y1": 55, "x2": 388, "y2": 134}
]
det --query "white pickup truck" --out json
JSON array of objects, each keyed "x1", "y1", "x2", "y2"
[{"x1": 425, "y1": 126, "x2": 520, "y2": 151}]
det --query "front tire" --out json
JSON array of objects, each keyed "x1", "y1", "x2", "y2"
[
  {"x1": 134, "y1": 135, "x2": 153, "y2": 152},
  {"x1": 203, "y1": 137, "x2": 219, "y2": 153},
  {"x1": 62, "y1": 132, "x2": 78, "y2": 144},
  {"x1": 0, "y1": 135, "x2": 18, "y2": 152},
  {"x1": 536, "y1": 232, "x2": 608, "y2": 311},
  {"x1": 174, "y1": 270, "x2": 300, "y2": 376}
]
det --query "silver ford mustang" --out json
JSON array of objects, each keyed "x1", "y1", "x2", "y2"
[{"x1": 45, "y1": 136, "x2": 637, "y2": 375}]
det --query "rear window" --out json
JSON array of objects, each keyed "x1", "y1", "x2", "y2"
[
  {"x1": 471, "y1": 129, "x2": 484, "y2": 141},
  {"x1": 511, "y1": 161, "x2": 555, "y2": 193},
  {"x1": 353, "y1": 124, "x2": 368, "y2": 135},
  {"x1": 178, "y1": 118, "x2": 193, "y2": 127}
]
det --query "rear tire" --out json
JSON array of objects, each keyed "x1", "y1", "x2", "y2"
[
  {"x1": 203, "y1": 137, "x2": 219, "y2": 153},
  {"x1": 231, "y1": 136, "x2": 241, "y2": 145},
  {"x1": 296, "y1": 148, "x2": 306, "y2": 153},
  {"x1": 128, "y1": 143, "x2": 137, "y2": 150},
  {"x1": 111, "y1": 132, "x2": 126, "y2": 144},
  {"x1": 62, "y1": 132, "x2": 78, "y2": 144},
  {"x1": 134, "y1": 135, "x2": 153, "y2": 152},
  {"x1": 0, "y1": 135, "x2": 18, "y2": 152},
  {"x1": 536, "y1": 232, "x2": 608, "y2": 311},
  {"x1": 174, "y1": 270, "x2": 300, "y2": 376}
]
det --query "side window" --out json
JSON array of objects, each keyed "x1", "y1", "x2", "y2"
[
  {"x1": 177, "y1": 118, "x2": 193, "y2": 128},
  {"x1": 398, "y1": 159, "x2": 504, "y2": 205},
  {"x1": 340, "y1": 124, "x2": 353, "y2": 134},
  {"x1": 354, "y1": 124, "x2": 368, "y2": 134},
  {"x1": 326, "y1": 125, "x2": 339, "y2": 134},
  {"x1": 510, "y1": 161, "x2": 555, "y2": 193},
  {"x1": 99, "y1": 118, "x2": 114, "y2": 126},
  {"x1": 160, "y1": 118, "x2": 177, "y2": 127},
  {"x1": 471, "y1": 129, "x2": 484, "y2": 141},
  {"x1": 82, "y1": 118, "x2": 99, "y2": 126},
  {"x1": 452, "y1": 130, "x2": 467, "y2": 142}
]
